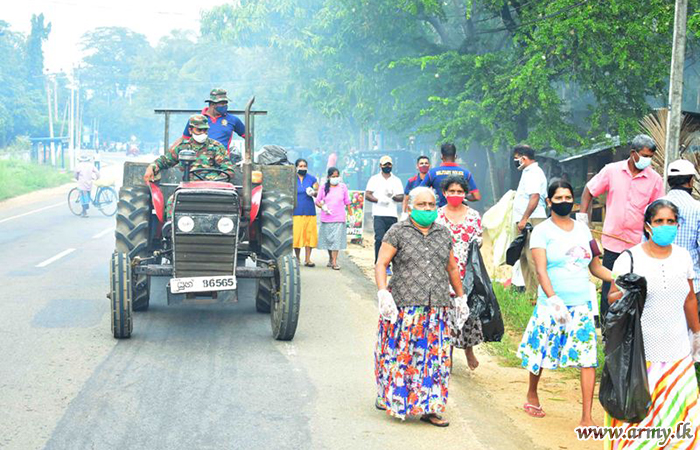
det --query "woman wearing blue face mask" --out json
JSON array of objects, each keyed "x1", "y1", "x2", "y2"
[{"x1": 607, "y1": 199, "x2": 700, "y2": 448}]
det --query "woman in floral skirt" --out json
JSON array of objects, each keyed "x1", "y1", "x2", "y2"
[
  {"x1": 374, "y1": 186, "x2": 469, "y2": 427},
  {"x1": 435, "y1": 175, "x2": 483, "y2": 370},
  {"x1": 517, "y1": 179, "x2": 612, "y2": 426}
]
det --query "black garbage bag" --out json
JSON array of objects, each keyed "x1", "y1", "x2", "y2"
[
  {"x1": 599, "y1": 268, "x2": 651, "y2": 423},
  {"x1": 464, "y1": 241, "x2": 504, "y2": 342},
  {"x1": 257, "y1": 145, "x2": 291, "y2": 165},
  {"x1": 505, "y1": 223, "x2": 533, "y2": 266}
]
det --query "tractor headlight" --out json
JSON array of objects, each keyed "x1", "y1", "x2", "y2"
[
  {"x1": 217, "y1": 217, "x2": 234, "y2": 234},
  {"x1": 177, "y1": 216, "x2": 195, "y2": 233}
]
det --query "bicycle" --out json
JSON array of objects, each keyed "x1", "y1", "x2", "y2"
[{"x1": 68, "y1": 180, "x2": 118, "y2": 217}]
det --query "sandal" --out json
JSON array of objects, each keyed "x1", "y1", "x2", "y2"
[
  {"x1": 523, "y1": 403, "x2": 545, "y2": 418},
  {"x1": 420, "y1": 414, "x2": 449, "y2": 427},
  {"x1": 304, "y1": 262, "x2": 315, "y2": 267},
  {"x1": 375, "y1": 399, "x2": 386, "y2": 411},
  {"x1": 327, "y1": 261, "x2": 333, "y2": 267},
  {"x1": 332, "y1": 265, "x2": 341, "y2": 270}
]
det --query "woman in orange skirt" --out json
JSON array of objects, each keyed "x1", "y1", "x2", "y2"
[{"x1": 293, "y1": 159, "x2": 319, "y2": 266}]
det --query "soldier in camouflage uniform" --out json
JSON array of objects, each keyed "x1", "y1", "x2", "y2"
[{"x1": 143, "y1": 114, "x2": 235, "y2": 217}]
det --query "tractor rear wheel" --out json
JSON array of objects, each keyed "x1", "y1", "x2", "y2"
[
  {"x1": 256, "y1": 191, "x2": 294, "y2": 313},
  {"x1": 110, "y1": 252, "x2": 132, "y2": 338},
  {"x1": 115, "y1": 186, "x2": 151, "y2": 311},
  {"x1": 271, "y1": 254, "x2": 301, "y2": 340}
]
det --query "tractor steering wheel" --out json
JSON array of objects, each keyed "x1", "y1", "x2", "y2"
[{"x1": 190, "y1": 168, "x2": 231, "y2": 183}]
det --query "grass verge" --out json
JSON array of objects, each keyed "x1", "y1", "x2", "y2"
[
  {"x1": 484, "y1": 282, "x2": 605, "y2": 379},
  {"x1": 0, "y1": 160, "x2": 71, "y2": 201}
]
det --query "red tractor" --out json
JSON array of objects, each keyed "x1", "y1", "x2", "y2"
[{"x1": 109, "y1": 98, "x2": 300, "y2": 340}]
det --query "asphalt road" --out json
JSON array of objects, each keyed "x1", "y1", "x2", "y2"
[{"x1": 0, "y1": 155, "x2": 541, "y2": 450}]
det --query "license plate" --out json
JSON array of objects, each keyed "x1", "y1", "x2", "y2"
[{"x1": 170, "y1": 276, "x2": 237, "y2": 294}]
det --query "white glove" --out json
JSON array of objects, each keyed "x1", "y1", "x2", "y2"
[
  {"x1": 321, "y1": 205, "x2": 332, "y2": 215},
  {"x1": 692, "y1": 332, "x2": 700, "y2": 363},
  {"x1": 547, "y1": 295, "x2": 571, "y2": 326},
  {"x1": 306, "y1": 187, "x2": 315, "y2": 197},
  {"x1": 575, "y1": 213, "x2": 589, "y2": 224},
  {"x1": 399, "y1": 212, "x2": 409, "y2": 222},
  {"x1": 377, "y1": 289, "x2": 398, "y2": 323},
  {"x1": 453, "y1": 294, "x2": 470, "y2": 330},
  {"x1": 378, "y1": 195, "x2": 391, "y2": 206}
]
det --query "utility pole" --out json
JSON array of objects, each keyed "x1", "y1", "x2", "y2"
[
  {"x1": 664, "y1": 0, "x2": 689, "y2": 186},
  {"x1": 45, "y1": 75, "x2": 56, "y2": 166},
  {"x1": 69, "y1": 85, "x2": 75, "y2": 170}
]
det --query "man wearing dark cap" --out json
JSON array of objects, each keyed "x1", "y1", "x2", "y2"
[{"x1": 171, "y1": 88, "x2": 246, "y2": 154}]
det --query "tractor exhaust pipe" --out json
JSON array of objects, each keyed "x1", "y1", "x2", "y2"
[{"x1": 242, "y1": 96, "x2": 255, "y2": 218}]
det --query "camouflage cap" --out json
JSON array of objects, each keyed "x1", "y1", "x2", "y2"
[
  {"x1": 188, "y1": 114, "x2": 210, "y2": 129},
  {"x1": 206, "y1": 88, "x2": 230, "y2": 103}
]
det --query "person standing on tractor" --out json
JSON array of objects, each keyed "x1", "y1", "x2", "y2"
[
  {"x1": 75, "y1": 154, "x2": 100, "y2": 218},
  {"x1": 169, "y1": 88, "x2": 245, "y2": 155},
  {"x1": 143, "y1": 114, "x2": 235, "y2": 216}
]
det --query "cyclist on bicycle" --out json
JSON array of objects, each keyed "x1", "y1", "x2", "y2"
[
  {"x1": 143, "y1": 114, "x2": 235, "y2": 217},
  {"x1": 75, "y1": 154, "x2": 100, "y2": 217}
]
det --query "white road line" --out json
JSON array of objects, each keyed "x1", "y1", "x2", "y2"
[
  {"x1": 92, "y1": 227, "x2": 115, "y2": 239},
  {"x1": 0, "y1": 202, "x2": 63, "y2": 225},
  {"x1": 36, "y1": 248, "x2": 76, "y2": 268}
]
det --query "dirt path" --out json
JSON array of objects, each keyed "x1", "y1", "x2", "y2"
[{"x1": 346, "y1": 233, "x2": 601, "y2": 450}]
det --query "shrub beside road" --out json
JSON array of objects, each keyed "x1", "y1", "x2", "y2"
[{"x1": 0, "y1": 159, "x2": 71, "y2": 201}]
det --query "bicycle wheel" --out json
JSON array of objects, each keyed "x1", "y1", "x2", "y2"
[
  {"x1": 67, "y1": 188, "x2": 83, "y2": 216},
  {"x1": 97, "y1": 187, "x2": 118, "y2": 216}
]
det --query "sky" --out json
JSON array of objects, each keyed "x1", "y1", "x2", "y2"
[{"x1": 4, "y1": 0, "x2": 230, "y2": 73}]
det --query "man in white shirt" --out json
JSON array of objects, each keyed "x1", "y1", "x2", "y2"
[
  {"x1": 513, "y1": 144, "x2": 548, "y2": 295},
  {"x1": 365, "y1": 155, "x2": 404, "y2": 274}
]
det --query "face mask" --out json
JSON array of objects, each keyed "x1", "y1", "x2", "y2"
[
  {"x1": 446, "y1": 195, "x2": 464, "y2": 207},
  {"x1": 647, "y1": 224, "x2": 678, "y2": 246},
  {"x1": 330, "y1": 178, "x2": 341, "y2": 186},
  {"x1": 192, "y1": 133, "x2": 207, "y2": 144},
  {"x1": 418, "y1": 166, "x2": 430, "y2": 174},
  {"x1": 297, "y1": 169, "x2": 307, "y2": 176},
  {"x1": 634, "y1": 152, "x2": 652, "y2": 170},
  {"x1": 411, "y1": 209, "x2": 438, "y2": 227},
  {"x1": 550, "y1": 201, "x2": 574, "y2": 217},
  {"x1": 514, "y1": 158, "x2": 524, "y2": 170},
  {"x1": 215, "y1": 105, "x2": 228, "y2": 115},
  {"x1": 381, "y1": 166, "x2": 392, "y2": 174}
]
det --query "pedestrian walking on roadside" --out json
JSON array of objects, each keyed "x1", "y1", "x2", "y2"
[
  {"x1": 421, "y1": 143, "x2": 480, "y2": 207},
  {"x1": 75, "y1": 155, "x2": 100, "y2": 218},
  {"x1": 512, "y1": 144, "x2": 548, "y2": 296},
  {"x1": 606, "y1": 199, "x2": 700, "y2": 448},
  {"x1": 662, "y1": 159, "x2": 700, "y2": 307},
  {"x1": 401, "y1": 155, "x2": 431, "y2": 219},
  {"x1": 517, "y1": 180, "x2": 613, "y2": 426},
  {"x1": 316, "y1": 167, "x2": 350, "y2": 270},
  {"x1": 374, "y1": 186, "x2": 469, "y2": 427},
  {"x1": 365, "y1": 155, "x2": 404, "y2": 273},
  {"x1": 435, "y1": 175, "x2": 484, "y2": 370},
  {"x1": 293, "y1": 158, "x2": 319, "y2": 267},
  {"x1": 579, "y1": 134, "x2": 663, "y2": 324}
]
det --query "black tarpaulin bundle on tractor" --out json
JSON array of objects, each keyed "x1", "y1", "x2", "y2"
[
  {"x1": 599, "y1": 263, "x2": 652, "y2": 423},
  {"x1": 464, "y1": 241, "x2": 504, "y2": 342}
]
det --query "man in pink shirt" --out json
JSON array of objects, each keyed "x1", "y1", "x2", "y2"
[{"x1": 579, "y1": 134, "x2": 664, "y2": 322}]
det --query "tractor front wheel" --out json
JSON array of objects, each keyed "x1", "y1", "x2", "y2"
[
  {"x1": 271, "y1": 254, "x2": 301, "y2": 341},
  {"x1": 110, "y1": 252, "x2": 133, "y2": 339}
]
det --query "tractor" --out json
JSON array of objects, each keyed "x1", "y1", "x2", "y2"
[{"x1": 108, "y1": 98, "x2": 300, "y2": 340}]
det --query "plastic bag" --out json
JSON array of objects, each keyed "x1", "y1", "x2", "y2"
[
  {"x1": 464, "y1": 241, "x2": 504, "y2": 342},
  {"x1": 505, "y1": 223, "x2": 533, "y2": 266},
  {"x1": 257, "y1": 145, "x2": 291, "y2": 165},
  {"x1": 599, "y1": 268, "x2": 651, "y2": 423}
]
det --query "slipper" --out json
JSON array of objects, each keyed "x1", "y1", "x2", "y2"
[
  {"x1": 332, "y1": 265, "x2": 341, "y2": 270},
  {"x1": 375, "y1": 399, "x2": 386, "y2": 411},
  {"x1": 420, "y1": 414, "x2": 449, "y2": 427},
  {"x1": 523, "y1": 403, "x2": 545, "y2": 418},
  {"x1": 304, "y1": 262, "x2": 315, "y2": 267},
  {"x1": 327, "y1": 262, "x2": 333, "y2": 267}
]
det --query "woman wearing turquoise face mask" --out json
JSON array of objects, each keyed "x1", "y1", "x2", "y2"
[
  {"x1": 607, "y1": 199, "x2": 700, "y2": 447},
  {"x1": 373, "y1": 187, "x2": 468, "y2": 427}
]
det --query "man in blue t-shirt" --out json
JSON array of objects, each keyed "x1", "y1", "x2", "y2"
[
  {"x1": 401, "y1": 155, "x2": 431, "y2": 217},
  {"x1": 172, "y1": 88, "x2": 246, "y2": 155},
  {"x1": 420, "y1": 143, "x2": 480, "y2": 207}
]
